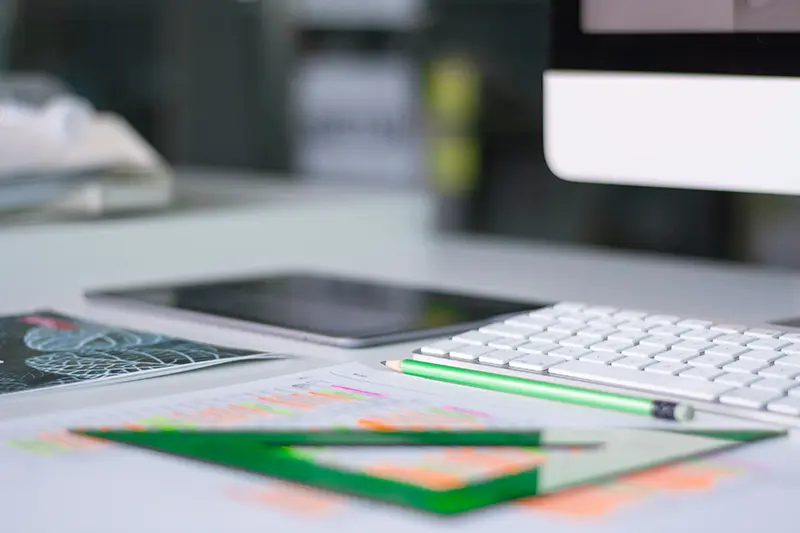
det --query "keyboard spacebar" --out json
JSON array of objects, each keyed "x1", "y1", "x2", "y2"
[{"x1": 548, "y1": 361, "x2": 732, "y2": 401}]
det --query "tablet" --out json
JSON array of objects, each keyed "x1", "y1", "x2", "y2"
[{"x1": 86, "y1": 273, "x2": 542, "y2": 348}]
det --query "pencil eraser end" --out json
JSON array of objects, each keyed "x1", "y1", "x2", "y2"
[{"x1": 675, "y1": 404, "x2": 695, "y2": 422}]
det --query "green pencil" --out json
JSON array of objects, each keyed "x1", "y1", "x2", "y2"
[
  {"x1": 74, "y1": 429, "x2": 600, "y2": 448},
  {"x1": 383, "y1": 359, "x2": 694, "y2": 422}
]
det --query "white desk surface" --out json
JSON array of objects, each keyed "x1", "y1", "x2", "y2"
[{"x1": 2, "y1": 170, "x2": 800, "y2": 422}]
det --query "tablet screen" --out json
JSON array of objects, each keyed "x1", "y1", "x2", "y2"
[{"x1": 90, "y1": 274, "x2": 540, "y2": 341}]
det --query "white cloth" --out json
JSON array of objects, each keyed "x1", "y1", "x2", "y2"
[{"x1": 0, "y1": 94, "x2": 173, "y2": 215}]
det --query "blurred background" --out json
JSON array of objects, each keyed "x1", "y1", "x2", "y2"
[{"x1": 3, "y1": 0, "x2": 800, "y2": 267}]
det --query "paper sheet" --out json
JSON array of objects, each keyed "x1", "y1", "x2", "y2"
[{"x1": 1, "y1": 362, "x2": 798, "y2": 532}]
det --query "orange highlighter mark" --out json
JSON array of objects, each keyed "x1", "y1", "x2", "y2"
[
  {"x1": 227, "y1": 483, "x2": 343, "y2": 516},
  {"x1": 621, "y1": 463, "x2": 736, "y2": 491},
  {"x1": 520, "y1": 485, "x2": 644, "y2": 517},
  {"x1": 518, "y1": 461, "x2": 739, "y2": 520},
  {"x1": 364, "y1": 464, "x2": 466, "y2": 490}
]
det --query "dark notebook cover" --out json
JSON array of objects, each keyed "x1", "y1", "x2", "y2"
[{"x1": 0, "y1": 311, "x2": 281, "y2": 396}]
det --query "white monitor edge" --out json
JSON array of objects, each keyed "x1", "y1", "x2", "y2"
[{"x1": 544, "y1": 70, "x2": 800, "y2": 195}]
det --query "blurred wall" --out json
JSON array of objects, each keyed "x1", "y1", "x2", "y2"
[
  {"x1": 426, "y1": 0, "x2": 737, "y2": 260},
  {"x1": 9, "y1": 0, "x2": 292, "y2": 171},
  {"x1": 584, "y1": 0, "x2": 800, "y2": 32},
  {"x1": 583, "y1": 0, "x2": 734, "y2": 32},
  {"x1": 735, "y1": 0, "x2": 800, "y2": 30},
  {"x1": 7, "y1": 0, "x2": 800, "y2": 269},
  {"x1": 0, "y1": 0, "x2": 14, "y2": 68}
]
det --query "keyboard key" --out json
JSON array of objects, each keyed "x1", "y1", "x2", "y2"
[
  {"x1": 518, "y1": 341, "x2": 559, "y2": 355},
  {"x1": 590, "y1": 340, "x2": 635, "y2": 353},
  {"x1": 548, "y1": 322, "x2": 587, "y2": 335},
  {"x1": 714, "y1": 334, "x2": 758, "y2": 346},
  {"x1": 720, "y1": 388, "x2": 782, "y2": 409},
  {"x1": 479, "y1": 350, "x2": 523, "y2": 366},
  {"x1": 746, "y1": 328, "x2": 783, "y2": 338},
  {"x1": 711, "y1": 324, "x2": 748, "y2": 334},
  {"x1": 775, "y1": 355, "x2": 800, "y2": 368},
  {"x1": 558, "y1": 313, "x2": 592, "y2": 325},
  {"x1": 530, "y1": 309, "x2": 561, "y2": 320},
  {"x1": 583, "y1": 305, "x2": 617, "y2": 316},
  {"x1": 449, "y1": 345, "x2": 494, "y2": 361},
  {"x1": 586, "y1": 318, "x2": 626, "y2": 329},
  {"x1": 715, "y1": 373, "x2": 760, "y2": 387},
  {"x1": 750, "y1": 378, "x2": 798, "y2": 393},
  {"x1": 613, "y1": 310, "x2": 648, "y2": 321},
  {"x1": 549, "y1": 347, "x2": 592, "y2": 360},
  {"x1": 509, "y1": 354, "x2": 566, "y2": 372},
  {"x1": 559, "y1": 336, "x2": 600, "y2": 349},
  {"x1": 690, "y1": 354, "x2": 736, "y2": 368},
  {"x1": 480, "y1": 323, "x2": 540, "y2": 339},
  {"x1": 621, "y1": 344, "x2": 665, "y2": 358},
  {"x1": 640, "y1": 335, "x2": 682, "y2": 348},
  {"x1": 548, "y1": 361, "x2": 733, "y2": 401},
  {"x1": 747, "y1": 338, "x2": 790, "y2": 351},
  {"x1": 671, "y1": 340, "x2": 713, "y2": 354},
  {"x1": 738, "y1": 350, "x2": 783, "y2": 363},
  {"x1": 758, "y1": 365, "x2": 800, "y2": 380},
  {"x1": 506, "y1": 314, "x2": 554, "y2": 329},
  {"x1": 420, "y1": 340, "x2": 464, "y2": 356},
  {"x1": 648, "y1": 326, "x2": 690, "y2": 337},
  {"x1": 704, "y1": 344, "x2": 749, "y2": 358},
  {"x1": 722, "y1": 359, "x2": 768, "y2": 374},
  {"x1": 488, "y1": 338, "x2": 528, "y2": 350},
  {"x1": 453, "y1": 331, "x2": 497, "y2": 346},
  {"x1": 579, "y1": 352, "x2": 622, "y2": 365},
  {"x1": 677, "y1": 319, "x2": 713, "y2": 329},
  {"x1": 554, "y1": 302, "x2": 586, "y2": 312},
  {"x1": 779, "y1": 333, "x2": 800, "y2": 343},
  {"x1": 608, "y1": 330, "x2": 649, "y2": 343},
  {"x1": 644, "y1": 315, "x2": 680, "y2": 325},
  {"x1": 612, "y1": 357, "x2": 655, "y2": 370},
  {"x1": 781, "y1": 343, "x2": 800, "y2": 355},
  {"x1": 618, "y1": 321, "x2": 653, "y2": 332},
  {"x1": 679, "y1": 367, "x2": 723, "y2": 381},
  {"x1": 576, "y1": 327, "x2": 616, "y2": 340},
  {"x1": 645, "y1": 362, "x2": 691, "y2": 376},
  {"x1": 529, "y1": 331, "x2": 572, "y2": 344},
  {"x1": 767, "y1": 396, "x2": 800, "y2": 416},
  {"x1": 680, "y1": 329, "x2": 722, "y2": 342},
  {"x1": 654, "y1": 350, "x2": 699, "y2": 363}
]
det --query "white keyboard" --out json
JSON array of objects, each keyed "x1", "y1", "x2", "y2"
[{"x1": 414, "y1": 302, "x2": 800, "y2": 428}]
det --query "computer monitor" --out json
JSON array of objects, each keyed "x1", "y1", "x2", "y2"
[{"x1": 544, "y1": 0, "x2": 800, "y2": 195}]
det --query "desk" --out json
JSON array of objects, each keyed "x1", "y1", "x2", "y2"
[{"x1": 3, "y1": 169, "x2": 800, "y2": 423}]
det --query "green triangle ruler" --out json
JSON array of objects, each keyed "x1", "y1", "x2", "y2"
[{"x1": 76, "y1": 428, "x2": 783, "y2": 515}]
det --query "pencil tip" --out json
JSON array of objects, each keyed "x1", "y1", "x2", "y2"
[
  {"x1": 384, "y1": 360, "x2": 402, "y2": 372},
  {"x1": 380, "y1": 361, "x2": 387, "y2": 366}
]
